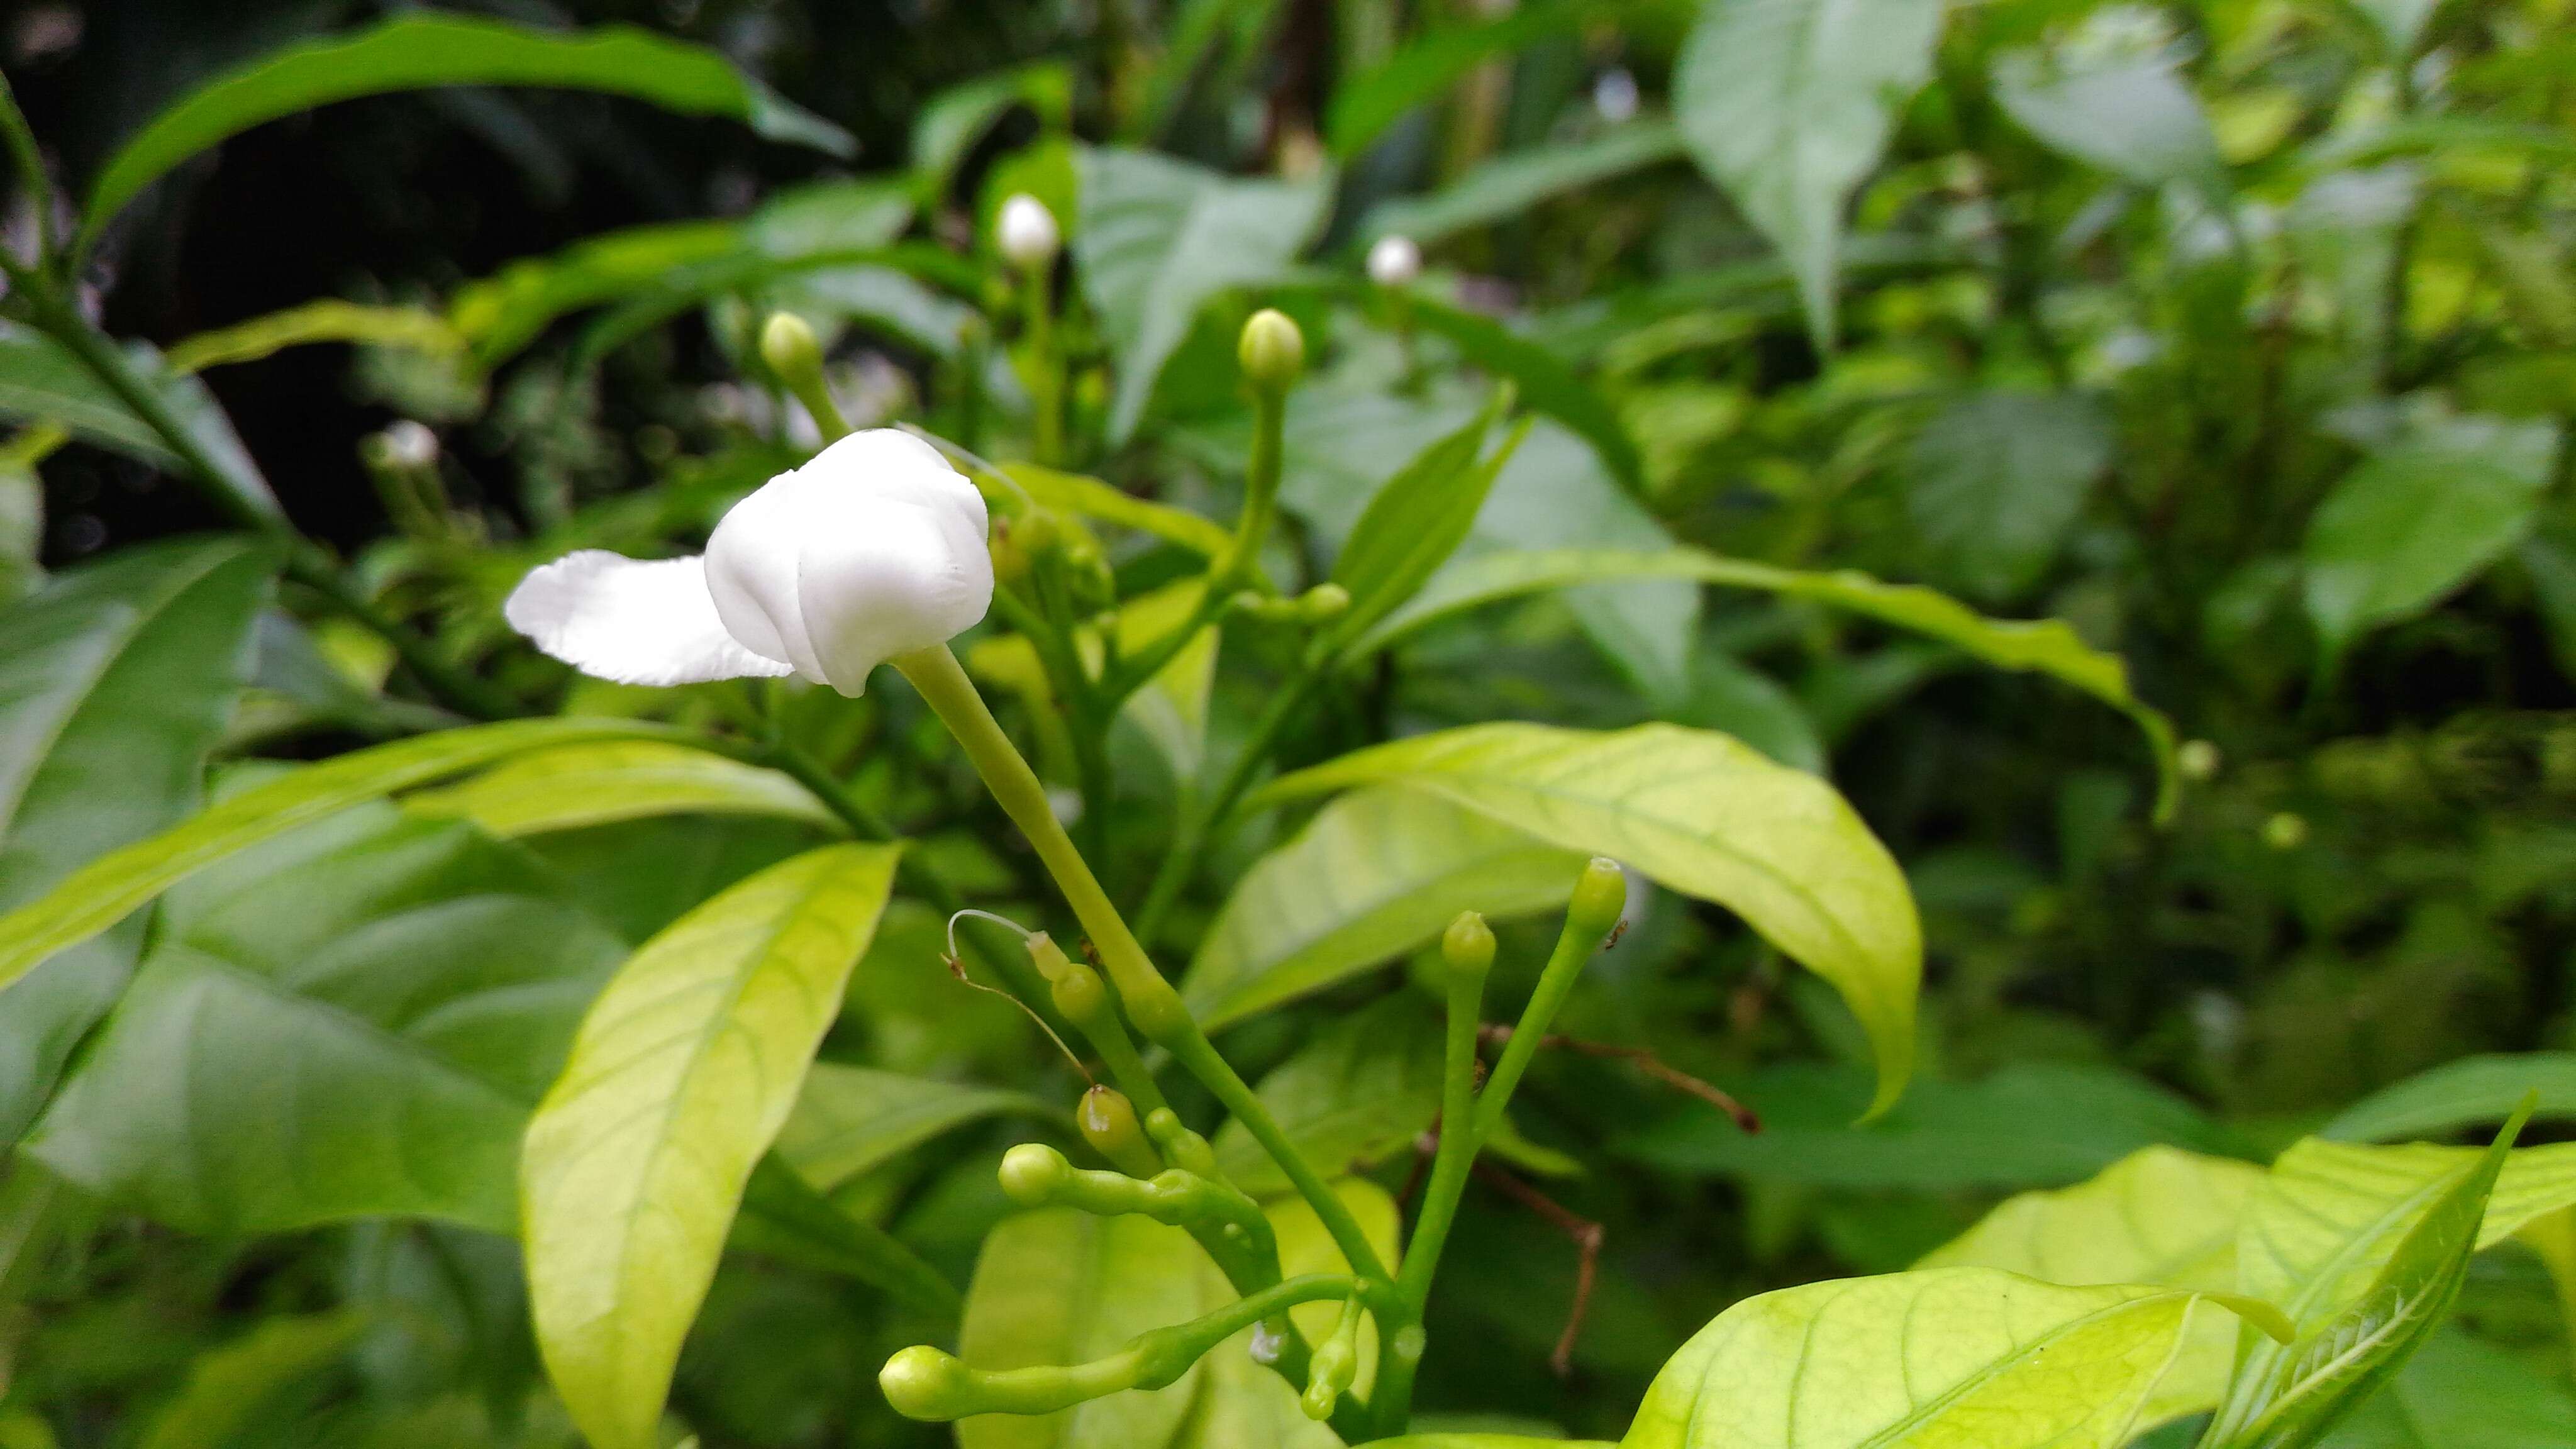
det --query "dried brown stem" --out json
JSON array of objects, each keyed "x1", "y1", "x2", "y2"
[{"x1": 1471, "y1": 1162, "x2": 1602, "y2": 1377}]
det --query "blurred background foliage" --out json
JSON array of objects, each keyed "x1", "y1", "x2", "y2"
[{"x1": 4, "y1": 0, "x2": 2576, "y2": 1443}]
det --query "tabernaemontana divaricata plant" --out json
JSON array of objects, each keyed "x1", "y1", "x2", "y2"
[{"x1": 1, "y1": 9, "x2": 2571, "y2": 1448}]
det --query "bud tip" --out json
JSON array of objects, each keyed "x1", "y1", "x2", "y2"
[
  {"x1": 1238, "y1": 308, "x2": 1306, "y2": 391},
  {"x1": 1441, "y1": 911, "x2": 1496, "y2": 978}
]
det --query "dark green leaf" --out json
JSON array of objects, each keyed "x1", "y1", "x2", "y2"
[
  {"x1": 1360, "y1": 121, "x2": 1686, "y2": 247},
  {"x1": 0, "y1": 536, "x2": 274, "y2": 1141},
  {"x1": 2324, "y1": 1054, "x2": 2576, "y2": 1143},
  {"x1": 774, "y1": 1063, "x2": 1053, "y2": 1192},
  {"x1": 1326, "y1": 1, "x2": 1601, "y2": 157},
  {"x1": 734, "y1": 1156, "x2": 960, "y2": 1316},
  {"x1": 0, "y1": 325, "x2": 280, "y2": 519},
  {"x1": 1404, "y1": 297, "x2": 1641, "y2": 491},
  {"x1": 1992, "y1": 49, "x2": 2223, "y2": 188},
  {"x1": 1328, "y1": 402, "x2": 1521, "y2": 648},
  {"x1": 2318, "y1": 1326, "x2": 2576, "y2": 1448},
  {"x1": 23, "y1": 802, "x2": 626, "y2": 1231},
  {"x1": 1907, "y1": 391, "x2": 2112, "y2": 602},
  {"x1": 1211, "y1": 996, "x2": 1444, "y2": 1196},
  {"x1": 80, "y1": 14, "x2": 851, "y2": 252},
  {"x1": 914, "y1": 64, "x2": 1073, "y2": 201},
  {"x1": 2304, "y1": 443, "x2": 2550, "y2": 667}
]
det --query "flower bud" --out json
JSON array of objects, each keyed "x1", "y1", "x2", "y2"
[
  {"x1": 1297, "y1": 582, "x2": 1351, "y2": 623},
  {"x1": 1441, "y1": 911, "x2": 1495, "y2": 982},
  {"x1": 998, "y1": 1142, "x2": 1074, "y2": 1206},
  {"x1": 1078, "y1": 1085, "x2": 1166, "y2": 1178},
  {"x1": 1366, "y1": 234, "x2": 1422, "y2": 288},
  {"x1": 1238, "y1": 309, "x2": 1305, "y2": 393},
  {"x1": 375, "y1": 419, "x2": 438, "y2": 469},
  {"x1": 2263, "y1": 811, "x2": 2308, "y2": 850},
  {"x1": 2178, "y1": 739, "x2": 2221, "y2": 782},
  {"x1": 760, "y1": 311, "x2": 825, "y2": 388},
  {"x1": 505, "y1": 430, "x2": 991, "y2": 693},
  {"x1": 1567, "y1": 856, "x2": 1629, "y2": 941},
  {"x1": 880, "y1": 1345, "x2": 973, "y2": 1421},
  {"x1": 997, "y1": 193, "x2": 1061, "y2": 269},
  {"x1": 1143, "y1": 1108, "x2": 1219, "y2": 1178}
]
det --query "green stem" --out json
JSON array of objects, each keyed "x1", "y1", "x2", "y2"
[
  {"x1": 892, "y1": 643, "x2": 1391, "y2": 1286},
  {"x1": 1470, "y1": 905, "x2": 1606, "y2": 1146},
  {"x1": 0, "y1": 71, "x2": 53, "y2": 262},
  {"x1": 1370, "y1": 931, "x2": 1491, "y2": 1434}
]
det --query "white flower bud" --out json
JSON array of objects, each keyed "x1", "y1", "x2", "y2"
[
  {"x1": 997, "y1": 193, "x2": 1060, "y2": 269},
  {"x1": 506, "y1": 429, "x2": 992, "y2": 696},
  {"x1": 1366, "y1": 233, "x2": 1421, "y2": 287},
  {"x1": 379, "y1": 419, "x2": 438, "y2": 468}
]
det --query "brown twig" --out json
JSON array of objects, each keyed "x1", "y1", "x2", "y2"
[
  {"x1": 1472, "y1": 1162, "x2": 1602, "y2": 1377},
  {"x1": 1475, "y1": 1026, "x2": 1760, "y2": 1135}
]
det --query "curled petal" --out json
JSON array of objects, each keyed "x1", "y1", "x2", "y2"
[{"x1": 504, "y1": 551, "x2": 793, "y2": 687}]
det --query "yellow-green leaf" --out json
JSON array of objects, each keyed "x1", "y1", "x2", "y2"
[
  {"x1": 0, "y1": 717, "x2": 672, "y2": 998},
  {"x1": 406, "y1": 740, "x2": 833, "y2": 837},
  {"x1": 1622, "y1": 1268, "x2": 2276, "y2": 1449},
  {"x1": 1260, "y1": 723, "x2": 1921, "y2": 1116},
  {"x1": 522, "y1": 842, "x2": 902, "y2": 1449}
]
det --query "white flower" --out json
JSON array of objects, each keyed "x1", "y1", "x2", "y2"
[
  {"x1": 1366, "y1": 234, "x2": 1421, "y2": 287},
  {"x1": 997, "y1": 194, "x2": 1060, "y2": 269},
  {"x1": 505, "y1": 429, "x2": 991, "y2": 696},
  {"x1": 1592, "y1": 67, "x2": 1640, "y2": 124}
]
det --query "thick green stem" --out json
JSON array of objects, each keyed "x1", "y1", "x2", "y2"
[{"x1": 892, "y1": 643, "x2": 1391, "y2": 1285}]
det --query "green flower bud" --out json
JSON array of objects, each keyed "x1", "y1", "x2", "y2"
[
  {"x1": 1441, "y1": 911, "x2": 1494, "y2": 982},
  {"x1": 1567, "y1": 856, "x2": 1628, "y2": 941},
  {"x1": 1297, "y1": 582, "x2": 1351, "y2": 623},
  {"x1": 1143, "y1": 1108, "x2": 1220, "y2": 1178},
  {"x1": 880, "y1": 1345, "x2": 973, "y2": 1421},
  {"x1": 2263, "y1": 811, "x2": 2308, "y2": 850},
  {"x1": 760, "y1": 311, "x2": 824, "y2": 386},
  {"x1": 1079, "y1": 1085, "x2": 1166, "y2": 1179},
  {"x1": 2178, "y1": 739, "x2": 2221, "y2": 782},
  {"x1": 1299, "y1": 1300, "x2": 1363, "y2": 1422},
  {"x1": 998, "y1": 1142, "x2": 1074, "y2": 1206},
  {"x1": 1238, "y1": 309, "x2": 1306, "y2": 393}
]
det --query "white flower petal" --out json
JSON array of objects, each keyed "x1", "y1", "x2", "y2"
[{"x1": 504, "y1": 550, "x2": 792, "y2": 687}]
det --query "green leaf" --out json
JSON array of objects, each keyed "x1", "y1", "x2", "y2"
[
  {"x1": 1992, "y1": 49, "x2": 2223, "y2": 188},
  {"x1": 1328, "y1": 402, "x2": 1522, "y2": 648},
  {"x1": 1353, "y1": 545, "x2": 2179, "y2": 819},
  {"x1": 1404, "y1": 298, "x2": 1640, "y2": 492},
  {"x1": 2323, "y1": 1053, "x2": 2576, "y2": 1143},
  {"x1": 1213, "y1": 996, "x2": 1444, "y2": 1196},
  {"x1": 135, "y1": 1311, "x2": 369, "y2": 1449},
  {"x1": 915, "y1": 63, "x2": 1074, "y2": 202},
  {"x1": 1622, "y1": 1267, "x2": 2281, "y2": 1449},
  {"x1": 1907, "y1": 391, "x2": 2112, "y2": 603},
  {"x1": 0, "y1": 323, "x2": 280, "y2": 519},
  {"x1": 1326, "y1": 1, "x2": 1600, "y2": 157},
  {"x1": 162, "y1": 300, "x2": 464, "y2": 375},
  {"x1": 523, "y1": 842, "x2": 901, "y2": 1449},
  {"x1": 1260, "y1": 723, "x2": 1921, "y2": 1116},
  {"x1": 451, "y1": 180, "x2": 914, "y2": 365},
  {"x1": 1370, "y1": 1440, "x2": 1613, "y2": 1448},
  {"x1": 732, "y1": 1155, "x2": 960, "y2": 1316},
  {"x1": 1623, "y1": 1063, "x2": 2245, "y2": 1190},
  {"x1": 2204, "y1": 1109, "x2": 2532, "y2": 1448},
  {"x1": 1359, "y1": 121, "x2": 1685, "y2": 247},
  {"x1": 0, "y1": 537, "x2": 274, "y2": 1140},
  {"x1": 2346, "y1": 0, "x2": 2446, "y2": 55},
  {"x1": 0, "y1": 716, "x2": 672, "y2": 999},
  {"x1": 2303, "y1": 444, "x2": 2550, "y2": 668},
  {"x1": 1000, "y1": 464, "x2": 1235, "y2": 558},
  {"x1": 957, "y1": 1210, "x2": 1215, "y2": 1449},
  {"x1": 1072, "y1": 148, "x2": 1331, "y2": 441},
  {"x1": 1673, "y1": 0, "x2": 1945, "y2": 348},
  {"x1": 774, "y1": 1062, "x2": 1052, "y2": 1192},
  {"x1": 1183, "y1": 786, "x2": 1588, "y2": 1028},
  {"x1": 79, "y1": 14, "x2": 851, "y2": 253},
  {"x1": 23, "y1": 802, "x2": 628, "y2": 1231},
  {"x1": 404, "y1": 741, "x2": 833, "y2": 838},
  {"x1": 2319, "y1": 1326, "x2": 2576, "y2": 1448},
  {"x1": 1918, "y1": 1146, "x2": 2270, "y2": 1428}
]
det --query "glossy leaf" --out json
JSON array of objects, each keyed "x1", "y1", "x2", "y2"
[
  {"x1": 24, "y1": 802, "x2": 627, "y2": 1231},
  {"x1": 0, "y1": 716, "x2": 670, "y2": 997},
  {"x1": 1073, "y1": 148, "x2": 1331, "y2": 441},
  {"x1": 1261, "y1": 722, "x2": 1921, "y2": 1115},
  {"x1": 2304, "y1": 444, "x2": 2550, "y2": 667},
  {"x1": 522, "y1": 842, "x2": 901, "y2": 1449},
  {"x1": 0, "y1": 537, "x2": 274, "y2": 1140},
  {"x1": 0, "y1": 323, "x2": 280, "y2": 519},
  {"x1": 1623, "y1": 1267, "x2": 2279, "y2": 1449},
  {"x1": 1992, "y1": 50, "x2": 2223, "y2": 188},
  {"x1": 1673, "y1": 0, "x2": 1944, "y2": 347},
  {"x1": 405, "y1": 741, "x2": 833, "y2": 838},
  {"x1": 79, "y1": 14, "x2": 850, "y2": 252},
  {"x1": 2204, "y1": 1113, "x2": 2528, "y2": 1448},
  {"x1": 1184, "y1": 786, "x2": 1587, "y2": 1028},
  {"x1": 2322, "y1": 1053, "x2": 2576, "y2": 1142},
  {"x1": 1328, "y1": 402, "x2": 1519, "y2": 648},
  {"x1": 1623, "y1": 1063, "x2": 2245, "y2": 1190},
  {"x1": 1212, "y1": 996, "x2": 1444, "y2": 1196},
  {"x1": 774, "y1": 1062, "x2": 1052, "y2": 1192},
  {"x1": 1907, "y1": 391, "x2": 2112, "y2": 602},
  {"x1": 1360, "y1": 121, "x2": 1686, "y2": 247},
  {"x1": 1354, "y1": 545, "x2": 2179, "y2": 818}
]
